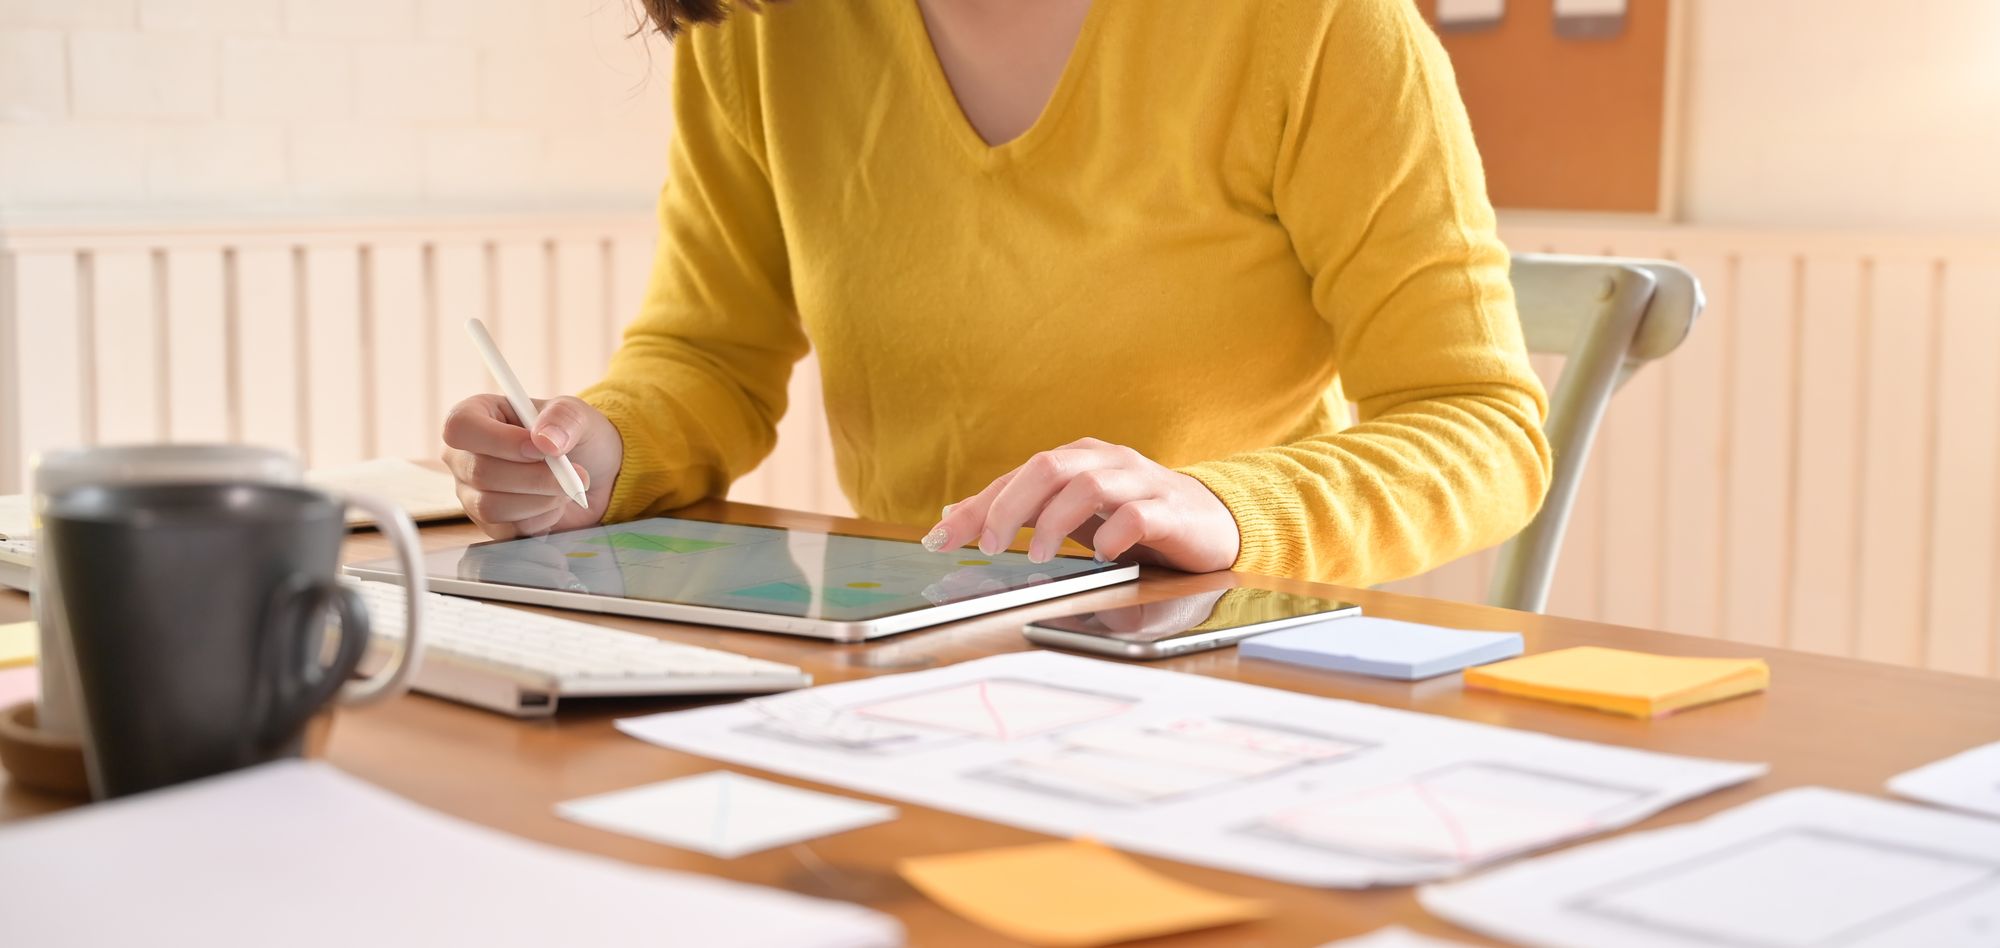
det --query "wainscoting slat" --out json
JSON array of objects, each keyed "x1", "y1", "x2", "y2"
[
  {"x1": 5, "y1": 252, "x2": 87, "y2": 490},
  {"x1": 1855, "y1": 257, "x2": 1941, "y2": 667},
  {"x1": 431, "y1": 242, "x2": 494, "y2": 417},
  {"x1": 1787, "y1": 252, "x2": 1867, "y2": 656},
  {"x1": 494, "y1": 240, "x2": 551, "y2": 395},
  {"x1": 553, "y1": 238, "x2": 611, "y2": 395},
  {"x1": 90, "y1": 249, "x2": 160, "y2": 446},
  {"x1": 232, "y1": 246, "x2": 302, "y2": 459},
  {"x1": 300, "y1": 245, "x2": 366, "y2": 468},
  {"x1": 1924, "y1": 257, "x2": 2000, "y2": 676},
  {"x1": 161, "y1": 248, "x2": 230, "y2": 443},
  {"x1": 366, "y1": 242, "x2": 433, "y2": 462}
]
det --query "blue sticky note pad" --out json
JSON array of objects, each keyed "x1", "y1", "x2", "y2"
[{"x1": 1240, "y1": 617, "x2": 1523, "y2": 681}]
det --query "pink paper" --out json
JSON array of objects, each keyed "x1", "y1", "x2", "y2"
[{"x1": 0, "y1": 665, "x2": 38, "y2": 708}]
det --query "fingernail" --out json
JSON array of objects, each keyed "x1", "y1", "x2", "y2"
[
  {"x1": 978, "y1": 530, "x2": 1003, "y2": 556},
  {"x1": 1027, "y1": 541, "x2": 1050, "y2": 564},
  {"x1": 519, "y1": 440, "x2": 546, "y2": 460},
  {"x1": 941, "y1": 503, "x2": 956, "y2": 517},
  {"x1": 536, "y1": 429, "x2": 572, "y2": 454},
  {"x1": 1093, "y1": 549, "x2": 1110, "y2": 563},
  {"x1": 921, "y1": 525, "x2": 950, "y2": 553}
]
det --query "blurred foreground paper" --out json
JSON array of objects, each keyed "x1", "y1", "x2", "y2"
[{"x1": 0, "y1": 761, "x2": 903, "y2": 948}]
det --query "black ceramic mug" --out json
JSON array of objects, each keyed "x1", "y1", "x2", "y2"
[{"x1": 42, "y1": 481, "x2": 427, "y2": 799}]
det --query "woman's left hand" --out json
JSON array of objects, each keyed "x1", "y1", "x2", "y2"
[{"x1": 922, "y1": 438, "x2": 1241, "y2": 573}]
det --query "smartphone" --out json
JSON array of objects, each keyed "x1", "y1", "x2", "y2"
[{"x1": 1023, "y1": 587, "x2": 1360, "y2": 660}]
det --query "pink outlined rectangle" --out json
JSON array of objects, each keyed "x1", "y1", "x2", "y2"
[
  {"x1": 851, "y1": 678, "x2": 1134, "y2": 741},
  {"x1": 1263, "y1": 763, "x2": 1646, "y2": 864}
]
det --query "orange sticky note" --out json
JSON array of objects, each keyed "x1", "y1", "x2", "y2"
[
  {"x1": 898, "y1": 838, "x2": 1268, "y2": 947},
  {"x1": 1464, "y1": 646, "x2": 1768, "y2": 718}
]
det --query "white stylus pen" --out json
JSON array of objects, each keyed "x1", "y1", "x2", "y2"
[{"x1": 465, "y1": 317, "x2": 589, "y2": 508}]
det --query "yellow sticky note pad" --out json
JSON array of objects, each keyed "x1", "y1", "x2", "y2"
[
  {"x1": 898, "y1": 838, "x2": 1268, "y2": 947},
  {"x1": 1464, "y1": 646, "x2": 1767, "y2": 718},
  {"x1": 0, "y1": 621, "x2": 37, "y2": 670}
]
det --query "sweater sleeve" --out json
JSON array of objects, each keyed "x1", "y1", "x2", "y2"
[
  {"x1": 1179, "y1": 0, "x2": 1552, "y2": 586},
  {"x1": 580, "y1": 27, "x2": 808, "y2": 522}
]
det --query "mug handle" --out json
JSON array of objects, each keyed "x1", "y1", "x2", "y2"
[
  {"x1": 260, "y1": 578, "x2": 372, "y2": 750},
  {"x1": 335, "y1": 490, "x2": 427, "y2": 706}
]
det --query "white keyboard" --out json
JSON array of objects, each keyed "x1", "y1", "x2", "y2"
[
  {"x1": 350, "y1": 580, "x2": 811, "y2": 718},
  {"x1": 0, "y1": 538, "x2": 32, "y2": 592}
]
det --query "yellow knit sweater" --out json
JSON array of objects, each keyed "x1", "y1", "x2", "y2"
[{"x1": 582, "y1": 0, "x2": 1551, "y2": 586}]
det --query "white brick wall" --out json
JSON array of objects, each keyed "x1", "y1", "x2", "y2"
[
  {"x1": 0, "y1": 0, "x2": 136, "y2": 30},
  {"x1": 355, "y1": 42, "x2": 476, "y2": 122},
  {"x1": 140, "y1": 0, "x2": 281, "y2": 34},
  {"x1": 15, "y1": 0, "x2": 1989, "y2": 228},
  {"x1": 219, "y1": 37, "x2": 350, "y2": 120},
  {"x1": 0, "y1": 0, "x2": 669, "y2": 212},
  {"x1": 0, "y1": 29, "x2": 66, "y2": 121},
  {"x1": 283, "y1": 0, "x2": 413, "y2": 41},
  {"x1": 71, "y1": 31, "x2": 217, "y2": 119}
]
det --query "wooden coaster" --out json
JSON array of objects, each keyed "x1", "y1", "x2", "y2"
[{"x1": 0, "y1": 700, "x2": 90, "y2": 798}]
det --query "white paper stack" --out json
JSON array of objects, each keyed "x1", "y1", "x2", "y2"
[
  {"x1": 0, "y1": 761, "x2": 903, "y2": 948},
  {"x1": 1240, "y1": 617, "x2": 1523, "y2": 681}
]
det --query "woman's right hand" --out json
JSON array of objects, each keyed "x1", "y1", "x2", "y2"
[{"x1": 440, "y1": 394, "x2": 625, "y2": 540}]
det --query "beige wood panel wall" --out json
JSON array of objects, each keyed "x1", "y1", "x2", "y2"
[
  {"x1": 5, "y1": 215, "x2": 1999, "y2": 679},
  {"x1": 0, "y1": 216, "x2": 657, "y2": 486},
  {"x1": 0, "y1": 213, "x2": 851, "y2": 520},
  {"x1": 1381, "y1": 223, "x2": 2000, "y2": 682}
]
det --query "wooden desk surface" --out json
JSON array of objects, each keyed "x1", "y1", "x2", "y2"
[{"x1": 6, "y1": 499, "x2": 2000, "y2": 946}]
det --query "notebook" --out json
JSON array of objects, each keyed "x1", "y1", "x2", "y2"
[
  {"x1": 305, "y1": 458, "x2": 467, "y2": 529},
  {"x1": 1463, "y1": 646, "x2": 1769, "y2": 718},
  {"x1": 1240, "y1": 617, "x2": 1523, "y2": 680}
]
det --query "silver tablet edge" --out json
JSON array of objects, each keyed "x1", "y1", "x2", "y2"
[{"x1": 342, "y1": 561, "x2": 1141, "y2": 643}]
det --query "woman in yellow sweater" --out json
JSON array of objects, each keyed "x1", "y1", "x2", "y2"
[{"x1": 441, "y1": 0, "x2": 1551, "y2": 586}]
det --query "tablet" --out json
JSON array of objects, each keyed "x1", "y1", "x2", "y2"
[{"x1": 345, "y1": 515, "x2": 1140, "y2": 641}]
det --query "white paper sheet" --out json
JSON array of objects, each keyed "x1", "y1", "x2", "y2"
[
  {"x1": 1889, "y1": 740, "x2": 2000, "y2": 819},
  {"x1": 558, "y1": 771, "x2": 898, "y2": 858},
  {"x1": 0, "y1": 493, "x2": 30, "y2": 540},
  {"x1": 1319, "y1": 926, "x2": 1478, "y2": 948},
  {"x1": 1552, "y1": 0, "x2": 1626, "y2": 38},
  {"x1": 305, "y1": 458, "x2": 466, "y2": 528},
  {"x1": 1553, "y1": 0, "x2": 1626, "y2": 17},
  {"x1": 617, "y1": 651, "x2": 1764, "y2": 888},
  {"x1": 0, "y1": 664, "x2": 37, "y2": 707},
  {"x1": 1435, "y1": 0, "x2": 1505, "y2": 28},
  {"x1": 0, "y1": 761, "x2": 903, "y2": 948},
  {"x1": 1419, "y1": 786, "x2": 2000, "y2": 948}
]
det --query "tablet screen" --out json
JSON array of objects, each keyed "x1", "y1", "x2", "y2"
[{"x1": 369, "y1": 516, "x2": 1123, "y2": 623}]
